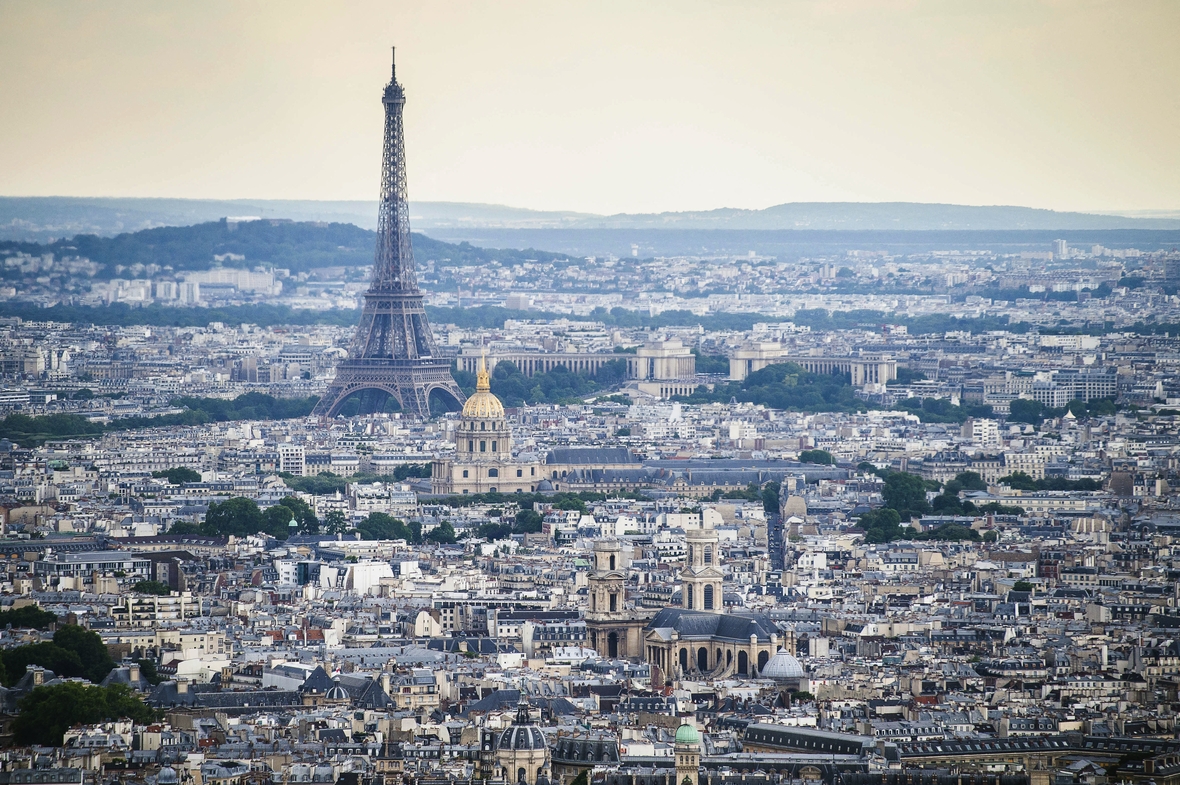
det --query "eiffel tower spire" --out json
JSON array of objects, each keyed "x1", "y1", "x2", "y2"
[{"x1": 314, "y1": 50, "x2": 466, "y2": 418}]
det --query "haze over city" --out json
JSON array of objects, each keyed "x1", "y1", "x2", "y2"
[
  {"x1": 2, "y1": 2, "x2": 1180, "y2": 781},
  {"x1": 1, "y1": 1, "x2": 1179, "y2": 214}
]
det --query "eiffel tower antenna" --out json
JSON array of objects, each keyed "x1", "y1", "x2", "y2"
[{"x1": 314, "y1": 48, "x2": 466, "y2": 418}]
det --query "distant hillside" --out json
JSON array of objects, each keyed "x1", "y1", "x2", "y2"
[
  {"x1": 2, "y1": 196, "x2": 1177, "y2": 242},
  {"x1": 581, "y1": 202, "x2": 1180, "y2": 231},
  {"x1": 0, "y1": 219, "x2": 575, "y2": 278}
]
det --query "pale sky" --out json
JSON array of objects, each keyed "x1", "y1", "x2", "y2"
[{"x1": 1, "y1": 0, "x2": 1177, "y2": 214}]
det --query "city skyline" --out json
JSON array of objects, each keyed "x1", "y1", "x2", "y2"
[{"x1": 1, "y1": 1, "x2": 1178, "y2": 215}]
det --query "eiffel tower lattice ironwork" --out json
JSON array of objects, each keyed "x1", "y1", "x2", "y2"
[{"x1": 314, "y1": 49, "x2": 465, "y2": 418}]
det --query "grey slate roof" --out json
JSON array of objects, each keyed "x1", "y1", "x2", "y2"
[
  {"x1": 646, "y1": 608, "x2": 779, "y2": 642},
  {"x1": 546, "y1": 448, "x2": 641, "y2": 465}
]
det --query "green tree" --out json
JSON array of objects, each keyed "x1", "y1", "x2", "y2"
[
  {"x1": 799, "y1": 449, "x2": 835, "y2": 465},
  {"x1": 356, "y1": 512, "x2": 418, "y2": 542},
  {"x1": 945, "y1": 472, "x2": 987, "y2": 494},
  {"x1": 261, "y1": 496, "x2": 318, "y2": 538},
  {"x1": 54, "y1": 624, "x2": 115, "y2": 684},
  {"x1": 858, "y1": 508, "x2": 902, "y2": 543},
  {"x1": 136, "y1": 658, "x2": 162, "y2": 685},
  {"x1": 0, "y1": 605, "x2": 57, "y2": 630},
  {"x1": 998, "y1": 471, "x2": 1039, "y2": 491},
  {"x1": 882, "y1": 472, "x2": 931, "y2": 517},
  {"x1": 168, "y1": 521, "x2": 201, "y2": 535},
  {"x1": 131, "y1": 580, "x2": 171, "y2": 596},
  {"x1": 477, "y1": 521, "x2": 513, "y2": 540},
  {"x1": 514, "y1": 509, "x2": 544, "y2": 534},
  {"x1": 1008, "y1": 398, "x2": 1044, "y2": 424},
  {"x1": 427, "y1": 520, "x2": 458, "y2": 544},
  {"x1": 690, "y1": 349, "x2": 730, "y2": 375},
  {"x1": 913, "y1": 523, "x2": 981, "y2": 542},
  {"x1": 2, "y1": 643, "x2": 83, "y2": 686},
  {"x1": 12, "y1": 682, "x2": 156, "y2": 746},
  {"x1": 1013, "y1": 580, "x2": 1034, "y2": 592},
  {"x1": 201, "y1": 497, "x2": 264, "y2": 536},
  {"x1": 323, "y1": 509, "x2": 349, "y2": 535},
  {"x1": 151, "y1": 467, "x2": 201, "y2": 484},
  {"x1": 553, "y1": 496, "x2": 588, "y2": 514},
  {"x1": 761, "y1": 481, "x2": 781, "y2": 515}
]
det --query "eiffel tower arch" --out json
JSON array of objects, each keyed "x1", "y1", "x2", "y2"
[{"x1": 315, "y1": 49, "x2": 466, "y2": 418}]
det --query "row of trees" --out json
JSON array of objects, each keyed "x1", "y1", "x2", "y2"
[
  {"x1": 680, "y1": 362, "x2": 867, "y2": 413},
  {"x1": 1008, "y1": 397, "x2": 1119, "y2": 425},
  {"x1": 1, "y1": 624, "x2": 115, "y2": 687},
  {"x1": 998, "y1": 471, "x2": 1102, "y2": 492},
  {"x1": 351, "y1": 512, "x2": 457, "y2": 544},
  {"x1": 897, "y1": 397, "x2": 995, "y2": 424},
  {"x1": 453, "y1": 359, "x2": 630, "y2": 406},
  {"x1": 0, "y1": 605, "x2": 57, "y2": 630},
  {"x1": 702, "y1": 481, "x2": 781, "y2": 517},
  {"x1": 856, "y1": 470, "x2": 1011, "y2": 544},
  {"x1": 190, "y1": 497, "x2": 460, "y2": 545},
  {"x1": 0, "y1": 393, "x2": 318, "y2": 446},
  {"x1": 13, "y1": 682, "x2": 157, "y2": 746},
  {"x1": 280, "y1": 465, "x2": 430, "y2": 496},
  {"x1": 193, "y1": 496, "x2": 318, "y2": 539}
]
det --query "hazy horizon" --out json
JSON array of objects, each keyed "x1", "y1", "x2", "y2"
[{"x1": 2, "y1": 1, "x2": 1178, "y2": 214}]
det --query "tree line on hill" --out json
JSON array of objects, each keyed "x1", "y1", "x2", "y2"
[
  {"x1": 0, "y1": 392, "x2": 317, "y2": 446},
  {"x1": 184, "y1": 495, "x2": 459, "y2": 545},
  {"x1": 452, "y1": 359, "x2": 630, "y2": 406},
  {"x1": 676, "y1": 361, "x2": 869, "y2": 413},
  {"x1": 853, "y1": 469, "x2": 1024, "y2": 544},
  {"x1": 0, "y1": 220, "x2": 577, "y2": 279}
]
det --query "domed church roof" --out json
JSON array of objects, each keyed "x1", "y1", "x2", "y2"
[
  {"x1": 761, "y1": 648, "x2": 805, "y2": 681},
  {"x1": 499, "y1": 699, "x2": 546, "y2": 750},
  {"x1": 675, "y1": 722, "x2": 700, "y2": 745},
  {"x1": 325, "y1": 677, "x2": 351, "y2": 703},
  {"x1": 463, "y1": 354, "x2": 505, "y2": 419}
]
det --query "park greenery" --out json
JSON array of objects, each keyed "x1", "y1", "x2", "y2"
[
  {"x1": 279, "y1": 465, "x2": 431, "y2": 495},
  {"x1": 896, "y1": 396, "x2": 995, "y2": 424},
  {"x1": 855, "y1": 470, "x2": 1026, "y2": 543},
  {"x1": 152, "y1": 466, "x2": 202, "y2": 484},
  {"x1": 200, "y1": 495, "x2": 318, "y2": 539},
  {"x1": 453, "y1": 359, "x2": 629, "y2": 406},
  {"x1": 703, "y1": 481, "x2": 781, "y2": 516},
  {"x1": 1, "y1": 624, "x2": 116, "y2": 687},
  {"x1": 677, "y1": 362, "x2": 868, "y2": 413},
  {"x1": 0, "y1": 604, "x2": 57, "y2": 630},
  {"x1": 1008, "y1": 397, "x2": 1119, "y2": 425},
  {"x1": 998, "y1": 471, "x2": 1102, "y2": 492},
  {"x1": 691, "y1": 349, "x2": 730, "y2": 375},
  {"x1": 131, "y1": 580, "x2": 172, "y2": 596},
  {"x1": 0, "y1": 392, "x2": 318, "y2": 446},
  {"x1": 798, "y1": 449, "x2": 835, "y2": 465},
  {"x1": 12, "y1": 682, "x2": 156, "y2": 746}
]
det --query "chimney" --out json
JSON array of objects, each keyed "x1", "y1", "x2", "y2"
[
  {"x1": 176, "y1": 680, "x2": 188, "y2": 694},
  {"x1": 32, "y1": 666, "x2": 43, "y2": 686},
  {"x1": 129, "y1": 663, "x2": 141, "y2": 683}
]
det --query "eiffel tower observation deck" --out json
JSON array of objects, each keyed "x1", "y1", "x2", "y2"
[{"x1": 314, "y1": 50, "x2": 466, "y2": 418}]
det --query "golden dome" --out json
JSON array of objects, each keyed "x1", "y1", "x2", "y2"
[{"x1": 462, "y1": 354, "x2": 505, "y2": 419}]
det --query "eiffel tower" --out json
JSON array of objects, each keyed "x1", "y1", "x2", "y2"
[{"x1": 314, "y1": 50, "x2": 466, "y2": 418}]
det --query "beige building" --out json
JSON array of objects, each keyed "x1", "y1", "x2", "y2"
[
  {"x1": 585, "y1": 539, "x2": 654, "y2": 660},
  {"x1": 729, "y1": 342, "x2": 896, "y2": 388},
  {"x1": 431, "y1": 357, "x2": 541, "y2": 495},
  {"x1": 628, "y1": 339, "x2": 696, "y2": 381}
]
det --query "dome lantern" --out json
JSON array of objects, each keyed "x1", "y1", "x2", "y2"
[{"x1": 462, "y1": 352, "x2": 505, "y2": 419}]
